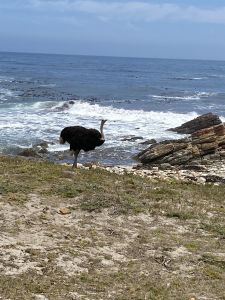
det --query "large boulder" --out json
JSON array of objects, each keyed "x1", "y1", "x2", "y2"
[
  {"x1": 18, "y1": 141, "x2": 51, "y2": 158},
  {"x1": 136, "y1": 138, "x2": 193, "y2": 165},
  {"x1": 18, "y1": 148, "x2": 40, "y2": 157},
  {"x1": 168, "y1": 113, "x2": 222, "y2": 134},
  {"x1": 136, "y1": 122, "x2": 225, "y2": 166}
]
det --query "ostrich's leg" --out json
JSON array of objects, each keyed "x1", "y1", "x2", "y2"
[{"x1": 72, "y1": 150, "x2": 80, "y2": 168}]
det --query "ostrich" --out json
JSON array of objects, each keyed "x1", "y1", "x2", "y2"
[{"x1": 60, "y1": 119, "x2": 107, "y2": 168}]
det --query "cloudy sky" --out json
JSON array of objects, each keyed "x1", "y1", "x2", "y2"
[{"x1": 1, "y1": 0, "x2": 225, "y2": 60}]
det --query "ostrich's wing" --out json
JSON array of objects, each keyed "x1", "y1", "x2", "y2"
[{"x1": 80, "y1": 129, "x2": 102, "y2": 151}]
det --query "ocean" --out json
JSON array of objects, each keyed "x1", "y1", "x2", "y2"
[{"x1": 1, "y1": 51, "x2": 225, "y2": 166}]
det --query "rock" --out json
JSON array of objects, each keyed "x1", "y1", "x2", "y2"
[
  {"x1": 136, "y1": 138, "x2": 191, "y2": 165},
  {"x1": 54, "y1": 100, "x2": 75, "y2": 111},
  {"x1": 37, "y1": 147, "x2": 48, "y2": 154},
  {"x1": 163, "y1": 148, "x2": 193, "y2": 165},
  {"x1": 33, "y1": 141, "x2": 53, "y2": 155},
  {"x1": 217, "y1": 135, "x2": 225, "y2": 146},
  {"x1": 136, "y1": 141, "x2": 174, "y2": 163},
  {"x1": 34, "y1": 141, "x2": 49, "y2": 149},
  {"x1": 121, "y1": 136, "x2": 143, "y2": 142},
  {"x1": 159, "y1": 163, "x2": 172, "y2": 170},
  {"x1": 199, "y1": 141, "x2": 217, "y2": 152},
  {"x1": 33, "y1": 295, "x2": 49, "y2": 300},
  {"x1": 168, "y1": 113, "x2": 222, "y2": 134},
  {"x1": 139, "y1": 139, "x2": 157, "y2": 145},
  {"x1": 204, "y1": 175, "x2": 225, "y2": 183},
  {"x1": 219, "y1": 151, "x2": 225, "y2": 157},
  {"x1": 152, "y1": 166, "x2": 159, "y2": 171},
  {"x1": 196, "y1": 177, "x2": 206, "y2": 184},
  {"x1": 208, "y1": 153, "x2": 221, "y2": 160},
  {"x1": 192, "y1": 126, "x2": 217, "y2": 142},
  {"x1": 68, "y1": 100, "x2": 75, "y2": 105},
  {"x1": 136, "y1": 118, "x2": 225, "y2": 166},
  {"x1": 58, "y1": 207, "x2": 71, "y2": 215},
  {"x1": 18, "y1": 148, "x2": 40, "y2": 157},
  {"x1": 183, "y1": 164, "x2": 207, "y2": 171}
]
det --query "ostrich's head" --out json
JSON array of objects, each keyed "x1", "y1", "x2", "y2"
[
  {"x1": 100, "y1": 119, "x2": 107, "y2": 130},
  {"x1": 101, "y1": 119, "x2": 107, "y2": 125},
  {"x1": 100, "y1": 119, "x2": 107, "y2": 140}
]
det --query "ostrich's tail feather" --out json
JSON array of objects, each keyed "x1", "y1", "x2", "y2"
[{"x1": 59, "y1": 137, "x2": 65, "y2": 144}]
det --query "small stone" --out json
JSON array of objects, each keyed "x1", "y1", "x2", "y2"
[
  {"x1": 152, "y1": 166, "x2": 159, "y2": 171},
  {"x1": 59, "y1": 207, "x2": 71, "y2": 215},
  {"x1": 159, "y1": 163, "x2": 172, "y2": 170},
  {"x1": 33, "y1": 295, "x2": 49, "y2": 300},
  {"x1": 121, "y1": 136, "x2": 143, "y2": 141},
  {"x1": 197, "y1": 177, "x2": 206, "y2": 184},
  {"x1": 62, "y1": 171, "x2": 76, "y2": 178}
]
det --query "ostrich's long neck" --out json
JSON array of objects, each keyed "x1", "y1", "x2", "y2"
[{"x1": 100, "y1": 120, "x2": 106, "y2": 140}]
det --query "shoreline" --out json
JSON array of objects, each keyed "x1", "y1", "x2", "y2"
[
  {"x1": 5, "y1": 152, "x2": 225, "y2": 185},
  {"x1": 82, "y1": 161, "x2": 225, "y2": 185}
]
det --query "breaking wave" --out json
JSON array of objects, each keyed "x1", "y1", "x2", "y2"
[
  {"x1": 150, "y1": 91, "x2": 217, "y2": 101},
  {"x1": 0, "y1": 100, "x2": 199, "y2": 149}
]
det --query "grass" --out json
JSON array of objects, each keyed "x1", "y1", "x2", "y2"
[{"x1": 0, "y1": 155, "x2": 225, "y2": 299}]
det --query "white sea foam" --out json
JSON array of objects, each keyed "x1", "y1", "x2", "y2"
[
  {"x1": 67, "y1": 101, "x2": 197, "y2": 127},
  {"x1": 0, "y1": 88, "x2": 18, "y2": 101},
  {"x1": 0, "y1": 76, "x2": 14, "y2": 83},
  {"x1": 47, "y1": 102, "x2": 198, "y2": 153},
  {"x1": 151, "y1": 91, "x2": 217, "y2": 101},
  {"x1": 39, "y1": 84, "x2": 56, "y2": 88},
  {"x1": 36, "y1": 100, "x2": 200, "y2": 147},
  {"x1": 171, "y1": 77, "x2": 207, "y2": 81},
  {"x1": 3, "y1": 99, "x2": 225, "y2": 164},
  {"x1": 210, "y1": 74, "x2": 225, "y2": 78},
  {"x1": 0, "y1": 100, "x2": 198, "y2": 147},
  {"x1": 196, "y1": 92, "x2": 217, "y2": 97},
  {"x1": 192, "y1": 77, "x2": 204, "y2": 80},
  {"x1": 152, "y1": 95, "x2": 200, "y2": 100}
]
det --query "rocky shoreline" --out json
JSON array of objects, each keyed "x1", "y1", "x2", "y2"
[
  {"x1": 68, "y1": 160, "x2": 224, "y2": 185},
  {"x1": 75, "y1": 113, "x2": 225, "y2": 184},
  {"x1": 10, "y1": 112, "x2": 225, "y2": 184}
]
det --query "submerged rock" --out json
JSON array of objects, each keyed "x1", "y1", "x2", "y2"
[
  {"x1": 139, "y1": 139, "x2": 157, "y2": 145},
  {"x1": 18, "y1": 141, "x2": 52, "y2": 158},
  {"x1": 121, "y1": 135, "x2": 144, "y2": 142},
  {"x1": 18, "y1": 148, "x2": 40, "y2": 157}
]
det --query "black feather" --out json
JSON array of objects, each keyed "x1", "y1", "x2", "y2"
[{"x1": 60, "y1": 126, "x2": 104, "y2": 152}]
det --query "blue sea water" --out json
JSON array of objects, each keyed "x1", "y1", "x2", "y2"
[{"x1": 0, "y1": 51, "x2": 225, "y2": 165}]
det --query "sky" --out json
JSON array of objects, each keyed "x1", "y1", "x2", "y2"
[{"x1": 1, "y1": 0, "x2": 225, "y2": 60}]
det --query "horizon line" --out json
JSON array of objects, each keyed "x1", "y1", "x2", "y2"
[{"x1": 0, "y1": 49, "x2": 225, "y2": 63}]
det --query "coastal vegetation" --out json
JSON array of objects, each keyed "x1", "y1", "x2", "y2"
[{"x1": 0, "y1": 155, "x2": 225, "y2": 299}]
